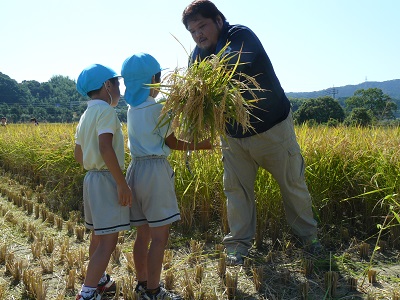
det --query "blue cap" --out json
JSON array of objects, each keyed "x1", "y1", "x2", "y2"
[
  {"x1": 76, "y1": 64, "x2": 119, "y2": 97},
  {"x1": 121, "y1": 53, "x2": 162, "y2": 106}
]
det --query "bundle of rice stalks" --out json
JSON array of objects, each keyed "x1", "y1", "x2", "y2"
[{"x1": 156, "y1": 43, "x2": 263, "y2": 145}]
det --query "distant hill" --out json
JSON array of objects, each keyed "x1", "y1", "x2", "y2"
[{"x1": 286, "y1": 79, "x2": 400, "y2": 100}]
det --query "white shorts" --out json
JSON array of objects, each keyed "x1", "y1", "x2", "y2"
[
  {"x1": 126, "y1": 156, "x2": 181, "y2": 227},
  {"x1": 83, "y1": 170, "x2": 131, "y2": 235}
]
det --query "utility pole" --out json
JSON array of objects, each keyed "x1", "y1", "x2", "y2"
[{"x1": 325, "y1": 85, "x2": 338, "y2": 99}]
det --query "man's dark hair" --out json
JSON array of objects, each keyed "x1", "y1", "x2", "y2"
[
  {"x1": 182, "y1": 0, "x2": 226, "y2": 29},
  {"x1": 87, "y1": 77, "x2": 119, "y2": 97}
]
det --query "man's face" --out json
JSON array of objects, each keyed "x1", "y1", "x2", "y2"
[{"x1": 187, "y1": 14, "x2": 223, "y2": 51}]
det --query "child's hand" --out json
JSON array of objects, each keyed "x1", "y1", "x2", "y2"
[{"x1": 117, "y1": 183, "x2": 133, "y2": 207}]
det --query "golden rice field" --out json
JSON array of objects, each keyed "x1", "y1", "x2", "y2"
[
  {"x1": 0, "y1": 123, "x2": 399, "y2": 235},
  {"x1": 0, "y1": 123, "x2": 399, "y2": 299}
]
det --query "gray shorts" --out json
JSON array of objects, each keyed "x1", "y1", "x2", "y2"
[
  {"x1": 126, "y1": 156, "x2": 181, "y2": 227},
  {"x1": 83, "y1": 170, "x2": 131, "y2": 235}
]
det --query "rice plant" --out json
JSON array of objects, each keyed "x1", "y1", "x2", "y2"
[
  {"x1": 1, "y1": 123, "x2": 397, "y2": 239},
  {"x1": 65, "y1": 269, "x2": 76, "y2": 290},
  {"x1": 299, "y1": 281, "x2": 309, "y2": 300},
  {"x1": 156, "y1": 43, "x2": 263, "y2": 145}
]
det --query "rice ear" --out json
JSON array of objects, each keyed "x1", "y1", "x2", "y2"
[{"x1": 154, "y1": 42, "x2": 264, "y2": 144}]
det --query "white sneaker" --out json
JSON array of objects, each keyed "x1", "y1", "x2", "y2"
[
  {"x1": 97, "y1": 274, "x2": 116, "y2": 294},
  {"x1": 76, "y1": 291, "x2": 101, "y2": 300}
]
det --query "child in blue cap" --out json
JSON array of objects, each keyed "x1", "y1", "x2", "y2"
[
  {"x1": 121, "y1": 53, "x2": 212, "y2": 300},
  {"x1": 75, "y1": 64, "x2": 132, "y2": 300}
]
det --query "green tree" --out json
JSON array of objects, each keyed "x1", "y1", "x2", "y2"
[
  {"x1": 345, "y1": 88, "x2": 397, "y2": 121},
  {"x1": 0, "y1": 72, "x2": 30, "y2": 104},
  {"x1": 293, "y1": 96, "x2": 345, "y2": 124},
  {"x1": 20, "y1": 80, "x2": 53, "y2": 101},
  {"x1": 289, "y1": 98, "x2": 306, "y2": 112},
  {"x1": 344, "y1": 107, "x2": 373, "y2": 127},
  {"x1": 48, "y1": 75, "x2": 85, "y2": 104},
  {"x1": 1, "y1": 72, "x2": 127, "y2": 123}
]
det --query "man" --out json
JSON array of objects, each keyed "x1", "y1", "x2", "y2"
[{"x1": 182, "y1": 0, "x2": 322, "y2": 265}]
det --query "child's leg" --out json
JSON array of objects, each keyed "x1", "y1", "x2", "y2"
[
  {"x1": 147, "y1": 224, "x2": 170, "y2": 290},
  {"x1": 84, "y1": 232, "x2": 118, "y2": 287},
  {"x1": 134, "y1": 224, "x2": 151, "y2": 282},
  {"x1": 89, "y1": 231, "x2": 99, "y2": 259}
]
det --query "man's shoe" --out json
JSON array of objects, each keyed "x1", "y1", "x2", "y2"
[
  {"x1": 226, "y1": 251, "x2": 244, "y2": 266},
  {"x1": 304, "y1": 238, "x2": 324, "y2": 255},
  {"x1": 97, "y1": 274, "x2": 116, "y2": 294},
  {"x1": 142, "y1": 287, "x2": 182, "y2": 300}
]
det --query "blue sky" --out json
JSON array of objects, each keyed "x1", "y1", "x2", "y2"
[{"x1": 1, "y1": 0, "x2": 399, "y2": 93}]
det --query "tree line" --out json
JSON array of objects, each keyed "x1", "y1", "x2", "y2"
[
  {"x1": 291, "y1": 88, "x2": 398, "y2": 126},
  {"x1": 0, "y1": 71, "x2": 397, "y2": 126},
  {"x1": 0, "y1": 72, "x2": 127, "y2": 123}
]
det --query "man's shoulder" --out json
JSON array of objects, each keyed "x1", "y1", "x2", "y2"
[
  {"x1": 226, "y1": 23, "x2": 252, "y2": 34},
  {"x1": 225, "y1": 24, "x2": 260, "y2": 43}
]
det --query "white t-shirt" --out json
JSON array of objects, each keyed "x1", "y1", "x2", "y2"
[
  {"x1": 127, "y1": 96, "x2": 173, "y2": 157},
  {"x1": 75, "y1": 100, "x2": 125, "y2": 170}
]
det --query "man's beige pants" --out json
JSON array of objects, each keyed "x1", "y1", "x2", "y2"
[{"x1": 222, "y1": 112, "x2": 317, "y2": 255}]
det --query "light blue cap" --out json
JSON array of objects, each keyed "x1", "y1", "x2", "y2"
[
  {"x1": 121, "y1": 53, "x2": 162, "y2": 106},
  {"x1": 76, "y1": 64, "x2": 119, "y2": 97}
]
